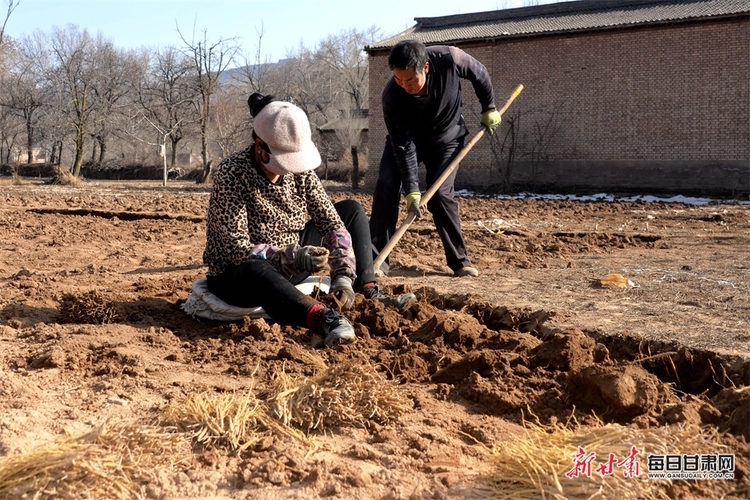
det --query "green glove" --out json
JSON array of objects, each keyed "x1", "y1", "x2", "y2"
[
  {"x1": 481, "y1": 109, "x2": 502, "y2": 134},
  {"x1": 405, "y1": 191, "x2": 423, "y2": 218}
]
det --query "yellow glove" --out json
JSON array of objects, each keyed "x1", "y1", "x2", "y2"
[
  {"x1": 481, "y1": 109, "x2": 502, "y2": 134},
  {"x1": 405, "y1": 191, "x2": 423, "y2": 218}
]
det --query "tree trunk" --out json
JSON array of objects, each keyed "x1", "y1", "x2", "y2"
[
  {"x1": 200, "y1": 93, "x2": 210, "y2": 179},
  {"x1": 198, "y1": 159, "x2": 212, "y2": 184},
  {"x1": 58, "y1": 141, "x2": 64, "y2": 166},
  {"x1": 72, "y1": 124, "x2": 85, "y2": 177},
  {"x1": 26, "y1": 119, "x2": 33, "y2": 164},
  {"x1": 170, "y1": 136, "x2": 181, "y2": 168},
  {"x1": 351, "y1": 146, "x2": 359, "y2": 190},
  {"x1": 98, "y1": 137, "x2": 106, "y2": 165}
]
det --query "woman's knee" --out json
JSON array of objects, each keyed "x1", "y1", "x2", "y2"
[{"x1": 335, "y1": 199, "x2": 365, "y2": 218}]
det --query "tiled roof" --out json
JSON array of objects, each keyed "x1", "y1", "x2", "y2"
[{"x1": 366, "y1": 0, "x2": 750, "y2": 51}]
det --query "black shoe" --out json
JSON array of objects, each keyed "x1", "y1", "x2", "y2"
[
  {"x1": 317, "y1": 309, "x2": 355, "y2": 347},
  {"x1": 360, "y1": 286, "x2": 416, "y2": 312}
]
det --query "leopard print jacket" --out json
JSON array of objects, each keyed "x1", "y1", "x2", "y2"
[{"x1": 202, "y1": 145, "x2": 356, "y2": 280}]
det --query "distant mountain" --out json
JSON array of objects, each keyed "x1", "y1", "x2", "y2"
[{"x1": 218, "y1": 59, "x2": 291, "y2": 84}]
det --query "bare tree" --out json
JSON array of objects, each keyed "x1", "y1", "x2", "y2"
[
  {"x1": 46, "y1": 25, "x2": 101, "y2": 176},
  {"x1": 487, "y1": 109, "x2": 521, "y2": 193},
  {"x1": 332, "y1": 113, "x2": 368, "y2": 189},
  {"x1": 312, "y1": 26, "x2": 379, "y2": 187},
  {"x1": 0, "y1": 0, "x2": 19, "y2": 48},
  {"x1": 317, "y1": 26, "x2": 377, "y2": 111},
  {"x1": 88, "y1": 42, "x2": 144, "y2": 165},
  {"x1": 212, "y1": 85, "x2": 252, "y2": 159},
  {"x1": 0, "y1": 33, "x2": 49, "y2": 163},
  {"x1": 134, "y1": 45, "x2": 195, "y2": 168},
  {"x1": 0, "y1": 101, "x2": 22, "y2": 163},
  {"x1": 235, "y1": 22, "x2": 275, "y2": 94},
  {"x1": 282, "y1": 42, "x2": 339, "y2": 123},
  {"x1": 178, "y1": 25, "x2": 239, "y2": 182}
]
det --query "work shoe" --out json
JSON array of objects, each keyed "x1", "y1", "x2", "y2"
[
  {"x1": 361, "y1": 286, "x2": 416, "y2": 312},
  {"x1": 454, "y1": 266, "x2": 479, "y2": 277},
  {"x1": 318, "y1": 308, "x2": 356, "y2": 347}
]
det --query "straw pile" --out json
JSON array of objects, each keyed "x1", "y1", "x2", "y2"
[
  {"x1": 57, "y1": 290, "x2": 120, "y2": 324},
  {"x1": 267, "y1": 359, "x2": 412, "y2": 431},
  {"x1": 0, "y1": 421, "x2": 190, "y2": 500},
  {"x1": 0, "y1": 359, "x2": 411, "y2": 495},
  {"x1": 484, "y1": 413, "x2": 724, "y2": 499},
  {"x1": 162, "y1": 386, "x2": 308, "y2": 454},
  {"x1": 163, "y1": 359, "x2": 410, "y2": 452}
]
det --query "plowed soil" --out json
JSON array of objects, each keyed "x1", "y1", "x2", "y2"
[{"x1": 1, "y1": 178, "x2": 748, "y2": 499}]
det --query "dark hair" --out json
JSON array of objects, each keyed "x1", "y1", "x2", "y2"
[
  {"x1": 247, "y1": 93, "x2": 276, "y2": 117},
  {"x1": 388, "y1": 40, "x2": 428, "y2": 72}
]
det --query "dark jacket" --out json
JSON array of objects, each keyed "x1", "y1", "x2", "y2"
[{"x1": 382, "y1": 45, "x2": 496, "y2": 194}]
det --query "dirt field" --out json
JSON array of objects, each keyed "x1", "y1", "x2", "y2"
[{"x1": 0, "y1": 177, "x2": 748, "y2": 499}]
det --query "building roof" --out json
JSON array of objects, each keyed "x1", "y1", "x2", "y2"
[{"x1": 366, "y1": 0, "x2": 750, "y2": 51}]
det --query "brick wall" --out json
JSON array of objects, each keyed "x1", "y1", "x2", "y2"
[{"x1": 366, "y1": 18, "x2": 750, "y2": 196}]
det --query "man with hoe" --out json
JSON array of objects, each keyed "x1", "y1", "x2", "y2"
[{"x1": 370, "y1": 40, "x2": 502, "y2": 277}]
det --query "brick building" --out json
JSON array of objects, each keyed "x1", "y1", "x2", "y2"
[{"x1": 364, "y1": 0, "x2": 750, "y2": 196}]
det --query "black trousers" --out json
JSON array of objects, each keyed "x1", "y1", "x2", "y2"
[
  {"x1": 370, "y1": 136, "x2": 472, "y2": 272},
  {"x1": 207, "y1": 199, "x2": 377, "y2": 327}
]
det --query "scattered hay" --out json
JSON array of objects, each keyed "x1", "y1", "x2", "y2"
[
  {"x1": 11, "y1": 168, "x2": 23, "y2": 185},
  {"x1": 162, "y1": 360, "x2": 410, "y2": 456},
  {"x1": 162, "y1": 385, "x2": 309, "y2": 454},
  {"x1": 268, "y1": 359, "x2": 412, "y2": 431},
  {"x1": 57, "y1": 290, "x2": 120, "y2": 324},
  {"x1": 44, "y1": 168, "x2": 80, "y2": 185},
  {"x1": 0, "y1": 421, "x2": 190, "y2": 500},
  {"x1": 483, "y1": 413, "x2": 724, "y2": 499}
]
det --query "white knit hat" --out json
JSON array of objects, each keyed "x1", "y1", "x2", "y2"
[{"x1": 253, "y1": 101, "x2": 321, "y2": 175}]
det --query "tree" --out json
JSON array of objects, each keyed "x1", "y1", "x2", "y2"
[
  {"x1": 47, "y1": 25, "x2": 100, "y2": 176},
  {"x1": 88, "y1": 42, "x2": 144, "y2": 165},
  {"x1": 235, "y1": 22, "x2": 275, "y2": 94},
  {"x1": 332, "y1": 111, "x2": 368, "y2": 189},
  {"x1": 316, "y1": 27, "x2": 376, "y2": 112},
  {"x1": 212, "y1": 85, "x2": 252, "y2": 159},
  {"x1": 0, "y1": 32, "x2": 49, "y2": 163},
  {"x1": 311, "y1": 26, "x2": 379, "y2": 188},
  {"x1": 134, "y1": 45, "x2": 195, "y2": 169},
  {"x1": 179, "y1": 25, "x2": 239, "y2": 182},
  {"x1": 0, "y1": 0, "x2": 19, "y2": 48}
]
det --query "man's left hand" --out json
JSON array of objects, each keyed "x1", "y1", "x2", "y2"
[{"x1": 481, "y1": 109, "x2": 502, "y2": 134}]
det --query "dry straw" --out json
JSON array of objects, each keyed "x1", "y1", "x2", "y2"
[
  {"x1": 0, "y1": 421, "x2": 190, "y2": 500},
  {"x1": 57, "y1": 290, "x2": 120, "y2": 324},
  {"x1": 162, "y1": 385, "x2": 309, "y2": 454},
  {"x1": 162, "y1": 358, "x2": 409, "y2": 453},
  {"x1": 0, "y1": 360, "x2": 411, "y2": 496},
  {"x1": 268, "y1": 359, "x2": 412, "y2": 432},
  {"x1": 46, "y1": 168, "x2": 80, "y2": 186},
  {"x1": 483, "y1": 412, "x2": 725, "y2": 499}
]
